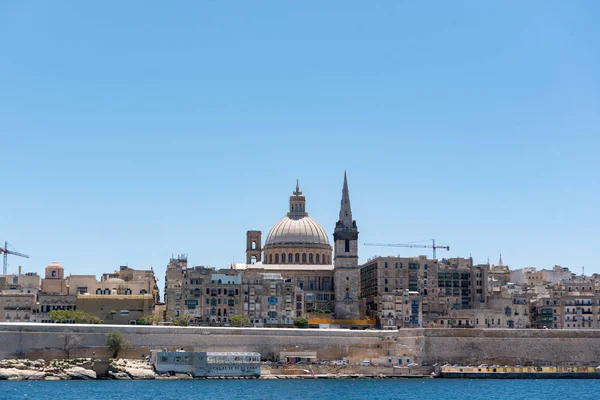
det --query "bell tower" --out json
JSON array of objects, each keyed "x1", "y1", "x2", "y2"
[
  {"x1": 246, "y1": 230, "x2": 262, "y2": 264},
  {"x1": 333, "y1": 171, "x2": 360, "y2": 320}
]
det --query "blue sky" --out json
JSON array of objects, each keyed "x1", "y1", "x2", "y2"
[{"x1": 1, "y1": 1, "x2": 599, "y2": 290}]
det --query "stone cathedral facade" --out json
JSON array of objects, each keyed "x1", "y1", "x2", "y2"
[{"x1": 232, "y1": 172, "x2": 362, "y2": 321}]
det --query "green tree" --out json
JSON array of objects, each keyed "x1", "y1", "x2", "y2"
[
  {"x1": 171, "y1": 313, "x2": 194, "y2": 327},
  {"x1": 229, "y1": 315, "x2": 249, "y2": 327},
  {"x1": 48, "y1": 309, "x2": 103, "y2": 324},
  {"x1": 137, "y1": 315, "x2": 162, "y2": 326},
  {"x1": 293, "y1": 317, "x2": 309, "y2": 329},
  {"x1": 106, "y1": 330, "x2": 130, "y2": 358}
]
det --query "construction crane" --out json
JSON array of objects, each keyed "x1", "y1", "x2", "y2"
[
  {"x1": 1, "y1": 241, "x2": 29, "y2": 275},
  {"x1": 364, "y1": 239, "x2": 450, "y2": 260}
]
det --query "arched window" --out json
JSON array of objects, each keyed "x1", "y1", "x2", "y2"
[
  {"x1": 288, "y1": 253, "x2": 293, "y2": 263},
  {"x1": 269, "y1": 254, "x2": 273, "y2": 264},
  {"x1": 251, "y1": 256, "x2": 257, "y2": 265},
  {"x1": 275, "y1": 254, "x2": 279, "y2": 263},
  {"x1": 345, "y1": 288, "x2": 350, "y2": 299},
  {"x1": 316, "y1": 254, "x2": 320, "y2": 264},
  {"x1": 104, "y1": 288, "x2": 110, "y2": 295},
  {"x1": 140, "y1": 289, "x2": 148, "y2": 295},
  {"x1": 96, "y1": 288, "x2": 102, "y2": 295},
  {"x1": 125, "y1": 288, "x2": 132, "y2": 295},
  {"x1": 309, "y1": 254, "x2": 314, "y2": 263},
  {"x1": 302, "y1": 253, "x2": 306, "y2": 263},
  {"x1": 295, "y1": 253, "x2": 300, "y2": 263},
  {"x1": 252, "y1": 241, "x2": 256, "y2": 250}
]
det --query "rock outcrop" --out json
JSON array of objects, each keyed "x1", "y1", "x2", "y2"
[
  {"x1": 0, "y1": 368, "x2": 46, "y2": 380},
  {"x1": 110, "y1": 358, "x2": 156, "y2": 380},
  {"x1": 63, "y1": 366, "x2": 97, "y2": 380}
]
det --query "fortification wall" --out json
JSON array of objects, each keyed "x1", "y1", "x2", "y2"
[
  {"x1": 1, "y1": 323, "x2": 600, "y2": 365},
  {"x1": 423, "y1": 329, "x2": 600, "y2": 365}
]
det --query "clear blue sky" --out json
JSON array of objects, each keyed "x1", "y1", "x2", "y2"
[{"x1": 2, "y1": 1, "x2": 599, "y2": 291}]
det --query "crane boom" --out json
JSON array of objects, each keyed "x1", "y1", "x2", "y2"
[
  {"x1": 364, "y1": 239, "x2": 450, "y2": 259},
  {"x1": 2, "y1": 241, "x2": 30, "y2": 275}
]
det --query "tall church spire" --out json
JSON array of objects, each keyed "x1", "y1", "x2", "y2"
[
  {"x1": 498, "y1": 253, "x2": 504, "y2": 267},
  {"x1": 333, "y1": 171, "x2": 360, "y2": 320},
  {"x1": 338, "y1": 171, "x2": 354, "y2": 229}
]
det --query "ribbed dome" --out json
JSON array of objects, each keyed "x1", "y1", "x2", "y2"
[
  {"x1": 104, "y1": 277, "x2": 125, "y2": 284},
  {"x1": 265, "y1": 216, "x2": 330, "y2": 248}
]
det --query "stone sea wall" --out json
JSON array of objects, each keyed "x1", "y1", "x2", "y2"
[{"x1": 1, "y1": 323, "x2": 600, "y2": 365}]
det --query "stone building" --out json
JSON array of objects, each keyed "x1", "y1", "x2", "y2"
[
  {"x1": 163, "y1": 260, "x2": 244, "y2": 324},
  {"x1": 233, "y1": 174, "x2": 360, "y2": 319},
  {"x1": 76, "y1": 294, "x2": 154, "y2": 325},
  {"x1": 0, "y1": 271, "x2": 41, "y2": 294},
  {"x1": 31, "y1": 293, "x2": 77, "y2": 323},
  {"x1": 41, "y1": 262, "x2": 67, "y2": 294},
  {"x1": 0, "y1": 293, "x2": 36, "y2": 322},
  {"x1": 532, "y1": 279, "x2": 600, "y2": 329},
  {"x1": 377, "y1": 290, "x2": 422, "y2": 329},
  {"x1": 241, "y1": 270, "x2": 304, "y2": 326},
  {"x1": 163, "y1": 174, "x2": 363, "y2": 326},
  {"x1": 360, "y1": 256, "x2": 435, "y2": 327},
  {"x1": 360, "y1": 255, "x2": 489, "y2": 327},
  {"x1": 164, "y1": 254, "x2": 189, "y2": 318},
  {"x1": 66, "y1": 266, "x2": 158, "y2": 299}
]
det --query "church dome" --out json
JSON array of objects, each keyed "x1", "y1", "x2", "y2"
[
  {"x1": 265, "y1": 215, "x2": 330, "y2": 248},
  {"x1": 262, "y1": 182, "x2": 333, "y2": 265}
]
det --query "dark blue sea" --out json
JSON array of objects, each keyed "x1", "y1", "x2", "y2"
[{"x1": 1, "y1": 379, "x2": 599, "y2": 400}]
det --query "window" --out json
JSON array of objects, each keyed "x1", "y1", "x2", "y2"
[
  {"x1": 52, "y1": 271, "x2": 57, "y2": 277},
  {"x1": 345, "y1": 240, "x2": 350, "y2": 252},
  {"x1": 78, "y1": 286, "x2": 88, "y2": 295},
  {"x1": 275, "y1": 254, "x2": 279, "y2": 263}
]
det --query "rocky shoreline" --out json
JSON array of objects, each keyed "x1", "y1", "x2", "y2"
[
  {"x1": 0, "y1": 358, "x2": 159, "y2": 381},
  {"x1": 0, "y1": 359, "x2": 433, "y2": 381}
]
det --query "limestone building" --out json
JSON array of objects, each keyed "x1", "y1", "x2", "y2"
[{"x1": 232, "y1": 174, "x2": 361, "y2": 321}]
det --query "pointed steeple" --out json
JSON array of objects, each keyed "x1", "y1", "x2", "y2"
[
  {"x1": 498, "y1": 253, "x2": 504, "y2": 267},
  {"x1": 338, "y1": 171, "x2": 353, "y2": 229}
]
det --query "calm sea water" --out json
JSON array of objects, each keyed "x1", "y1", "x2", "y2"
[{"x1": 1, "y1": 379, "x2": 599, "y2": 400}]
